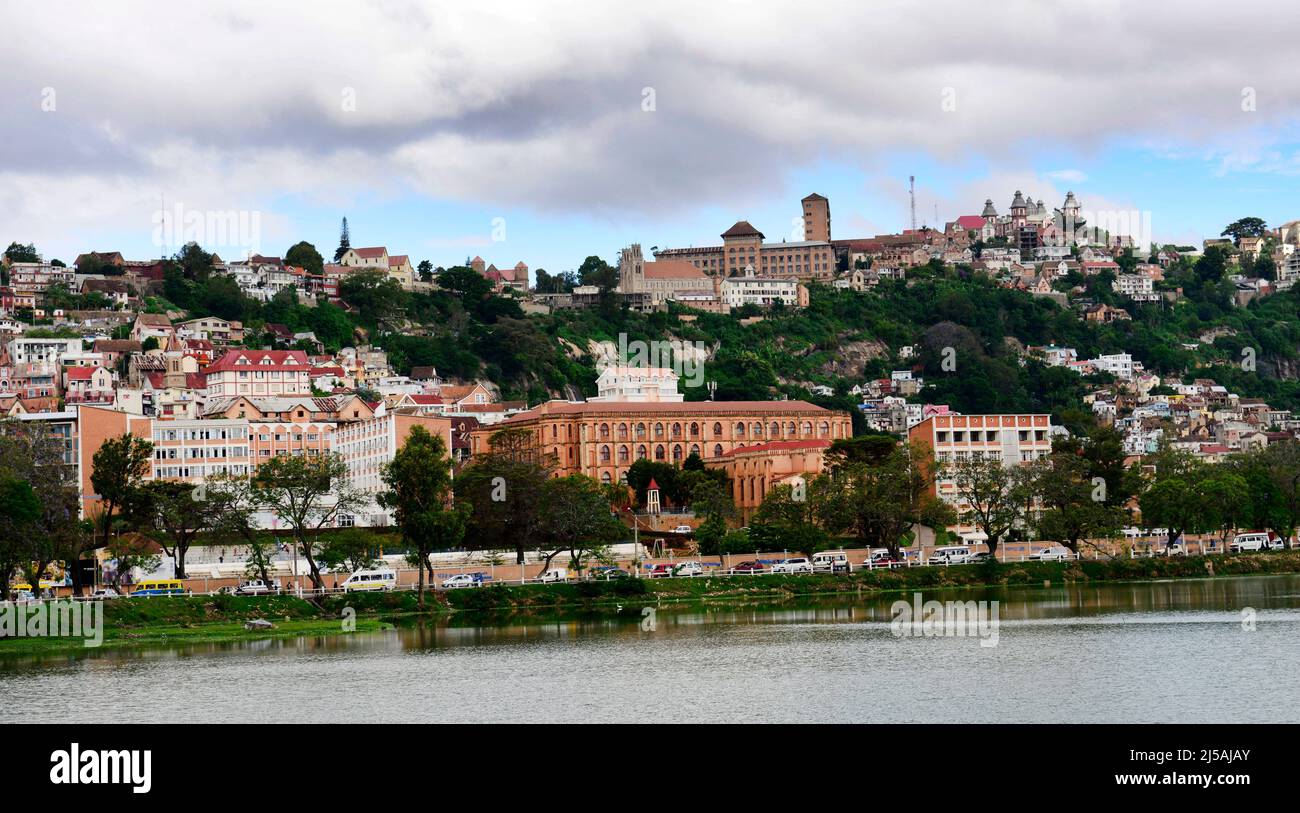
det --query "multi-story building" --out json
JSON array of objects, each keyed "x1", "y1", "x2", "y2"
[
  {"x1": 1112, "y1": 274, "x2": 1158, "y2": 301},
  {"x1": 468, "y1": 400, "x2": 853, "y2": 485},
  {"x1": 204, "y1": 349, "x2": 311, "y2": 398},
  {"x1": 652, "y1": 204, "x2": 837, "y2": 282},
  {"x1": 590, "y1": 366, "x2": 683, "y2": 402},
  {"x1": 7, "y1": 262, "x2": 76, "y2": 308},
  {"x1": 705, "y1": 438, "x2": 832, "y2": 522},
  {"x1": 908, "y1": 413, "x2": 1054, "y2": 517},
  {"x1": 331, "y1": 412, "x2": 452, "y2": 525},
  {"x1": 802, "y1": 193, "x2": 831, "y2": 242},
  {"x1": 8, "y1": 337, "x2": 81, "y2": 365},
  {"x1": 74, "y1": 403, "x2": 442, "y2": 528},
  {"x1": 720, "y1": 270, "x2": 808, "y2": 308},
  {"x1": 1092, "y1": 352, "x2": 1136, "y2": 380},
  {"x1": 617, "y1": 244, "x2": 714, "y2": 305}
]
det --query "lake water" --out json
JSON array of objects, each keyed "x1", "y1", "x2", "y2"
[{"x1": 3, "y1": 575, "x2": 1299, "y2": 723}]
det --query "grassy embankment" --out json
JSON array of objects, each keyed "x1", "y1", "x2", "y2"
[{"x1": 5, "y1": 551, "x2": 1299, "y2": 656}]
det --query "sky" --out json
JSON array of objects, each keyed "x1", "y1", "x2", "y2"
[{"x1": 4, "y1": 0, "x2": 1300, "y2": 278}]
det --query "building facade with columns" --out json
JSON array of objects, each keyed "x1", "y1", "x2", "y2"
[{"x1": 467, "y1": 399, "x2": 853, "y2": 485}]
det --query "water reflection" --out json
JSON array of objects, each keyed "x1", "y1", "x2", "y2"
[{"x1": 2, "y1": 575, "x2": 1298, "y2": 723}]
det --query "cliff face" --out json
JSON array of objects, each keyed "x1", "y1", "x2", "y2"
[{"x1": 816, "y1": 338, "x2": 889, "y2": 379}]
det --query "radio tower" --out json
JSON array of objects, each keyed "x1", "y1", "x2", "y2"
[{"x1": 909, "y1": 175, "x2": 917, "y2": 232}]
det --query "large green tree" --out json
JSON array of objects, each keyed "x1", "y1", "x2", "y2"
[
  {"x1": 380, "y1": 426, "x2": 468, "y2": 606},
  {"x1": 252, "y1": 453, "x2": 366, "y2": 592}
]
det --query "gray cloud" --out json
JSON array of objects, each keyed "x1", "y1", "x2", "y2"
[{"x1": 2, "y1": 0, "x2": 1299, "y2": 236}]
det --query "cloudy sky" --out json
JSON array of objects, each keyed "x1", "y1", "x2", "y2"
[{"x1": 4, "y1": 0, "x2": 1300, "y2": 274}]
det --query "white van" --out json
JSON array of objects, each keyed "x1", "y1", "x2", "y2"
[
  {"x1": 342, "y1": 568, "x2": 397, "y2": 592},
  {"x1": 811, "y1": 551, "x2": 851, "y2": 573},
  {"x1": 928, "y1": 546, "x2": 973, "y2": 566},
  {"x1": 1230, "y1": 532, "x2": 1273, "y2": 553},
  {"x1": 537, "y1": 568, "x2": 569, "y2": 584}
]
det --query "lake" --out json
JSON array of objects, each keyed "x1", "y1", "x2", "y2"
[{"x1": 3, "y1": 575, "x2": 1298, "y2": 723}]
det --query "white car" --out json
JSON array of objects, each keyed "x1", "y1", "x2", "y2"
[
  {"x1": 234, "y1": 579, "x2": 280, "y2": 596},
  {"x1": 671, "y1": 525, "x2": 693, "y2": 535},
  {"x1": 537, "y1": 568, "x2": 569, "y2": 584},
  {"x1": 441, "y1": 573, "x2": 484, "y2": 589},
  {"x1": 927, "y1": 546, "x2": 973, "y2": 565},
  {"x1": 673, "y1": 561, "x2": 706, "y2": 577},
  {"x1": 88, "y1": 588, "x2": 120, "y2": 600},
  {"x1": 769, "y1": 558, "x2": 813, "y2": 574},
  {"x1": 1029, "y1": 546, "x2": 1071, "y2": 561}
]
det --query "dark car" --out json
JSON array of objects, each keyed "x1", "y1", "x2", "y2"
[
  {"x1": 588, "y1": 567, "x2": 630, "y2": 581},
  {"x1": 728, "y1": 561, "x2": 766, "y2": 574}
]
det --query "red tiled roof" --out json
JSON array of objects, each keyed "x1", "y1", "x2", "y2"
[
  {"x1": 721, "y1": 221, "x2": 764, "y2": 239},
  {"x1": 205, "y1": 349, "x2": 309, "y2": 373},
  {"x1": 719, "y1": 439, "x2": 831, "y2": 457},
  {"x1": 353, "y1": 247, "x2": 387, "y2": 259},
  {"x1": 643, "y1": 260, "x2": 706, "y2": 280}
]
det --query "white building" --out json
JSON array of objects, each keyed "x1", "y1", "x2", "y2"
[
  {"x1": 590, "y1": 366, "x2": 683, "y2": 403},
  {"x1": 1112, "y1": 274, "x2": 1158, "y2": 301},
  {"x1": 7, "y1": 337, "x2": 82, "y2": 365},
  {"x1": 1092, "y1": 352, "x2": 1136, "y2": 380},
  {"x1": 720, "y1": 267, "x2": 805, "y2": 308}
]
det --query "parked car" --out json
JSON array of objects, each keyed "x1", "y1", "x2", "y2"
[
  {"x1": 728, "y1": 560, "x2": 765, "y2": 574},
  {"x1": 769, "y1": 557, "x2": 813, "y2": 574},
  {"x1": 88, "y1": 588, "x2": 120, "y2": 600},
  {"x1": 671, "y1": 525, "x2": 693, "y2": 535},
  {"x1": 673, "y1": 561, "x2": 706, "y2": 577},
  {"x1": 441, "y1": 573, "x2": 486, "y2": 589},
  {"x1": 1162, "y1": 542, "x2": 1189, "y2": 557},
  {"x1": 862, "y1": 549, "x2": 901, "y2": 569},
  {"x1": 811, "y1": 551, "x2": 851, "y2": 573},
  {"x1": 927, "y1": 546, "x2": 973, "y2": 566},
  {"x1": 1029, "y1": 546, "x2": 1071, "y2": 561},
  {"x1": 586, "y1": 567, "x2": 630, "y2": 581},
  {"x1": 1230, "y1": 531, "x2": 1280, "y2": 553},
  {"x1": 234, "y1": 579, "x2": 281, "y2": 596},
  {"x1": 969, "y1": 551, "x2": 993, "y2": 564},
  {"x1": 648, "y1": 564, "x2": 676, "y2": 578}
]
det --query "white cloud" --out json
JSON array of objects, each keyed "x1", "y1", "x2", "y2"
[{"x1": 3, "y1": 0, "x2": 1300, "y2": 258}]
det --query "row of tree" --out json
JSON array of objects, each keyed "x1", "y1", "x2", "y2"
[{"x1": 745, "y1": 430, "x2": 1300, "y2": 558}]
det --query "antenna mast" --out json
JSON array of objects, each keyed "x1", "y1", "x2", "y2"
[{"x1": 909, "y1": 176, "x2": 917, "y2": 232}]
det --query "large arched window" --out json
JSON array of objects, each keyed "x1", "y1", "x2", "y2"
[
  {"x1": 802, "y1": 421, "x2": 813, "y2": 436},
  {"x1": 637, "y1": 444, "x2": 648, "y2": 459},
  {"x1": 599, "y1": 445, "x2": 611, "y2": 463},
  {"x1": 618, "y1": 445, "x2": 630, "y2": 463},
  {"x1": 654, "y1": 422, "x2": 665, "y2": 439},
  {"x1": 672, "y1": 445, "x2": 683, "y2": 462},
  {"x1": 713, "y1": 443, "x2": 724, "y2": 458},
  {"x1": 734, "y1": 422, "x2": 746, "y2": 437},
  {"x1": 819, "y1": 421, "x2": 830, "y2": 437},
  {"x1": 690, "y1": 422, "x2": 701, "y2": 438},
  {"x1": 713, "y1": 422, "x2": 723, "y2": 437},
  {"x1": 599, "y1": 423, "x2": 610, "y2": 440},
  {"x1": 654, "y1": 444, "x2": 666, "y2": 461}
]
